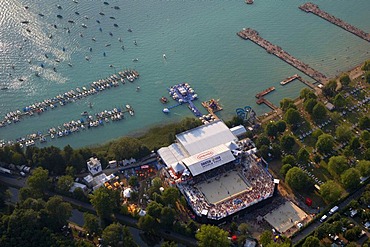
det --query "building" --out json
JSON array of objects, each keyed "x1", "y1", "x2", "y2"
[
  {"x1": 87, "y1": 157, "x2": 102, "y2": 176},
  {"x1": 157, "y1": 120, "x2": 275, "y2": 222}
]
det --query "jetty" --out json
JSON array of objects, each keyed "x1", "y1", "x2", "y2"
[
  {"x1": 299, "y1": 3, "x2": 370, "y2": 42},
  {"x1": 255, "y1": 86, "x2": 275, "y2": 98},
  {"x1": 280, "y1": 74, "x2": 299, "y2": 85},
  {"x1": 256, "y1": 97, "x2": 278, "y2": 110},
  {"x1": 237, "y1": 28, "x2": 327, "y2": 83},
  {"x1": 0, "y1": 69, "x2": 139, "y2": 128},
  {"x1": 201, "y1": 99, "x2": 222, "y2": 120}
]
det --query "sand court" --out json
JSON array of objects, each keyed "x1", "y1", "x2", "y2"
[{"x1": 196, "y1": 170, "x2": 250, "y2": 205}]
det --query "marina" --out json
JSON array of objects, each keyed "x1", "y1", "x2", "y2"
[
  {"x1": 255, "y1": 86, "x2": 275, "y2": 99},
  {"x1": 0, "y1": 70, "x2": 139, "y2": 128},
  {"x1": 299, "y1": 3, "x2": 370, "y2": 42},
  {"x1": 0, "y1": 105, "x2": 135, "y2": 148},
  {"x1": 237, "y1": 28, "x2": 328, "y2": 83}
]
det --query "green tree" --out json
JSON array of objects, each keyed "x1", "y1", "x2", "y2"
[
  {"x1": 335, "y1": 124, "x2": 352, "y2": 142},
  {"x1": 65, "y1": 166, "x2": 76, "y2": 177},
  {"x1": 322, "y1": 80, "x2": 337, "y2": 97},
  {"x1": 146, "y1": 201, "x2": 163, "y2": 219},
  {"x1": 297, "y1": 148, "x2": 310, "y2": 164},
  {"x1": 271, "y1": 143, "x2": 282, "y2": 159},
  {"x1": 328, "y1": 156, "x2": 349, "y2": 177},
  {"x1": 312, "y1": 129, "x2": 324, "y2": 141},
  {"x1": 259, "y1": 230, "x2": 273, "y2": 246},
  {"x1": 128, "y1": 176, "x2": 139, "y2": 187},
  {"x1": 311, "y1": 102, "x2": 327, "y2": 121},
  {"x1": 320, "y1": 180, "x2": 342, "y2": 203},
  {"x1": 265, "y1": 122, "x2": 279, "y2": 138},
  {"x1": 280, "y1": 164, "x2": 292, "y2": 178},
  {"x1": 280, "y1": 98, "x2": 296, "y2": 112},
  {"x1": 339, "y1": 73, "x2": 351, "y2": 87},
  {"x1": 362, "y1": 60, "x2": 370, "y2": 71},
  {"x1": 27, "y1": 167, "x2": 49, "y2": 195},
  {"x1": 162, "y1": 187, "x2": 180, "y2": 206},
  {"x1": 90, "y1": 187, "x2": 119, "y2": 220},
  {"x1": 56, "y1": 175, "x2": 74, "y2": 193},
  {"x1": 361, "y1": 130, "x2": 370, "y2": 141},
  {"x1": 302, "y1": 236, "x2": 321, "y2": 247},
  {"x1": 138, "y1": 214, "x2": 158, "y2": 233},
  {"x1": 102, "y1": 223, "x2": 137, "y2": 247},
  {"x1": 359, "y1": 116, "x2": 370, "y2": 130},
  {"x1": 356, "y1": 160, "x2": 370, "y2": 177},
  {"x1": 341, "y1": 168, "x2": 361, "y2": 190},
  {"x1": 365, "y1": 71, "x2": 370, "y2": 84},
  {"x1": 161, "y1": 241, "x2": 178, "y2": 247},
  {"x1": 83, "y1": 212, "x2": 101, "y2": 234},
  {"x1": 304, "y1": 98, "x2": 317, "y2": 114},
  {"x1": 160, "y1": 207, "x2": 176, "y2": 227},
  {"x1": 316, "y1": 134, "x2": 335, "y2": 154},
  {"x1": 282, "y1": 155, "x2": 296, "y2": 166},
  {"x1": 286, "y1": 167, "x2": 309, "y2": 191},
  {"x1": 333, "y1": 93, "x2": 346, "y2": 109},
  {"x1": 276, "y1": 120, "x2": 287, "y2": 133},
  {"x1": 45, "y1": 196, "x2": 72, "y2": 231},
  {"x1": 110, "y1": 137, "x2": 149, "y2": 160},
  {"x1": 280, "y1": 135, "x2": 296, "y2": 152},
  {"x1": 196, "y1": 225, "x2": 230, "y2": 247},
  {"x1": 255, "y1": 134, "x2": 270, "y2": 148},
  {"x1": 258, "y1": 145, "x2": 269, "y2": 160},
  {"x1": 283, "y1": 108, "x2": 301, "y2": 129},
  {"x1": 238, "y1": 223, "x2": 249, "y2": 235},
  {"x1": 349, "y1": 137, "x2": 361, "y2": 151},
  {"x1": 300, "y1": 88, "x2": 317, "y2": 101}
]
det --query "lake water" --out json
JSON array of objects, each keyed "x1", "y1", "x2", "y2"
[{"x1": 0, "y1": 0, "x2": 369, "y2": 148}]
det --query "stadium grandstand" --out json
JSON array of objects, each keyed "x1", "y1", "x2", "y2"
[{"x1": 157, "y1": 120, "x2": 276, "y2": 222}]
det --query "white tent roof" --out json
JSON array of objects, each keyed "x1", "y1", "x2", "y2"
[
  {"x1": 230, "y1": 125, "x2": 247, "y2": 137},
  {"x1": 172, "y1": 162, "x2": 185, "y2": 173},
  {"x1": 225, "y1": 141, "x2": 239, "y2": 151},
  {"x1": 176, "y1": 120, "x2": 237, "y2": 156},
  {"x1": 182, "y1": 144, "x2": 235, "y2": 176},
  {"x1": 123, "y1": 188, "x2": 133, "y2": 198},
  {"x1": 157, "y1": 143, "x2": 188, "y2": 168}
]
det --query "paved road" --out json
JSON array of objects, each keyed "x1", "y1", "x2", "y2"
[
  {"x1": 0, "y1": 174, "x2": 197, "y2": 247},
  {"x1": 291, "y1": 185, "x2": 367, "y2": 245}
]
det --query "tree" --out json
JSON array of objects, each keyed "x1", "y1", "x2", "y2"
[
  {"x1": 311, "y1": 102, "x2": 327, "y2": 121},
  {"x1": 110, "y1": 137, "x2": 149, "y2": 160},
  {"x1": 333, "y1": 93, "x2": 346, "y2": 109},
  {"x1": 322, "y1": 80, "x2": 337, "y2": 97},
  {"x1": 128, "y1": 176, "x2": 139, "y2": 187},
  {"x1": 90, "y1": 187, "x2": 119, "y2": 220},
  {"x1": 356, "y1": 160, "x2": 370, "y2": 177},
  {"x1": 349, "y1": 137, "x2": 361, "y2": 151},
  {"x1": 335, "y1": 124, "x2": 352, "y2": 142},
  {"x1": 265, "y1": 122, "x2": 279, "y2": 138},
  {"x1": 328, "y1": 156, "x2": 349, "y2": 177},
  {"x1": 259, "y1": 230, "x2": 273, "y2": 246},
  {"x1": 45, "y1": 196, "x2": 72, "y2": 231},
  {"x1": 302, "y1": 236, "x2": 320, "y2": 247},
  {"x1": 362, "y1": 60, "x2": 370, "y2": 71},
  {"x1": 300, "y1": 88, "x2": 317, "y2": 101},
  {"x1": 339, "y1": 73, "x2": 351, "y2": 86},
  {"x1": 238, "y1": 223, "x2": 249, "y2": 235},
  {"x1": 146, "y1": 201, "x2": 163, "y2": 219},
  {"x1": 320, "y1": 180, "x2": 342, "y2": 203},
  {"x1": 162, "y1": 187, "x2": 180, "y2": 206},
  {"x1": 312, "y1": 129, "x2": 324, "y2": 140},
  {"x1": 297, "y1": 148, "x2": 310, "y2": 164},
  {"x1": 160, "y1": 207, "x2": 176, "y2": 227},
  {"x1": 341, "y1": 168, "x2": 361, "y2": 190},
  {"x1": 282, "y1": 155, "x2": 296, "y2": 166},
  {"x1": 285, "y1": 167, "x2": 309, "y2": 191},
  {"x1": 255, "y1": 134, "x2": 270, "y2": 148},
  {"x1": 138, "y1": 215, "x2": 158, "y2": 233},
  {"x1": 102, "y1": 223, "x2": 137, "y2": 247},
  {"x1": 196, "y1": 225, "x2": 230, "y2": 247},
  {"x1": 83, "y1": 212, "x2": 101, "y2": 234},
  {"x1": 359, "y1": 116, "x2": 370, "y2": 130},
  {"x1": 280, "y1": 98, "x2": 296, "y2": 112},
  {"x1": 280, "y1": 135, "x2": 296, "y2": 152},
  {"x1": 161, "y1": 241, "x2": 178, "y2": 247},
  {"x1": 280, "y1": 164, "x2": 292, "y2": 178},
  {"x1": 365, "y1": 71, "x2": 370, "y2": 84},
  {"x1": 304, "y1": 98, "x2": 317, "y2": 114},
  {"x1": 56, "y1": 175, "x2": 74, "y2": 193},
  {"x1": 361, "y1": 130, "x2": 370, "y2": 141},
  {"x1": 276, "y1": 120, "x2": 287, "y2": 133},
  {"x1": 258, "y1": 145, "x2": 269, "y2": 159},
  {"x1": 283, "y1": 108, "x2": 301, "y2": 129},
  {"x1": 271, "y1": 143, "x2": 282, "y2": 159},
  {"x1": 316, "y1": 134, "x2": 335, "y2": 154},
  {"x1": 27, "y1": 167, "x2": 49, "y2": 194}
]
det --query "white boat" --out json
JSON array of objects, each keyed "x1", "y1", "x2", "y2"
[
  {"x1": 125, "y1": 104, "x2": 131, "y2": 109},
  {"x1": 129, "y1": 110, "x2": 134, "y2": 116},
  {"x1": 163, "y1": 54, "x2": 166, "y2": 59},
  {"x1": 163, "y1": 108, "x2": 170, "y2": 114}
]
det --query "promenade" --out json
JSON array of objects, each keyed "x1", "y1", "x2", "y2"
[
  {"x1": 299, "y1": 3, "x2": 370, "y2": 42},
  {"x1": 237, "y1": 28, "x2": 327, "y2": 83}
]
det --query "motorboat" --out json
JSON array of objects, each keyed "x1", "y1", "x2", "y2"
[
  {"x1": 163, "y1": 54, "x2": 167, "y2": 59},
  {"x1": 132, "y1": 58, "x2": 139, "y2": 62},
  {"x1": 160, "y1": 96, "x2": 168, "y2": 104},
  {"x1": 163, "y1": 108, "x2": 170, "y2": 114},
  {"x1": 125, "y1": 104, "x2": 131, "y2": 109}
]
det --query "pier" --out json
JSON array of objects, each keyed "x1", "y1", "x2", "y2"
[
  {"x1": 256, "y1": 97, "x2": 278, "y2": 110},
  {"x1": 201, "y1": 99, "x2": 222, "y2": 120},
  {"x1": 299, "y1": 3, "x2": 370, "y2": 42},
  {"x1": 280, "y1": 74, "x2": 316, "y2": 90},
  {"x1": 237, "y1": 28, "x2": 327, "y2": 83},
  {"x1": 255, "y1": 86, "x2": 275, "y2": 99}
]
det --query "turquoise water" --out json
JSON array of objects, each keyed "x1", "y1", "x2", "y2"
[{"x1": 0, "y1": 0, "x2": 369, "y2": 148}]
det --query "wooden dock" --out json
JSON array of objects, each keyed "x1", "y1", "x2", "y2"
[
  {"x1": 201, "y1": 99, "x2": 222, "y2": 119},
  {"x1": 280, "y1": 74, "x2": 316, "y2": 90},
  {"x1": 256, "y1": 97, "x2": 278, "y2": 110},
  {"x1": 237, "y1": 28, "x2": 327, "y2": 83},
  {"x1": 299, "y1": 3, "x2": 370, "y2": 42}
]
